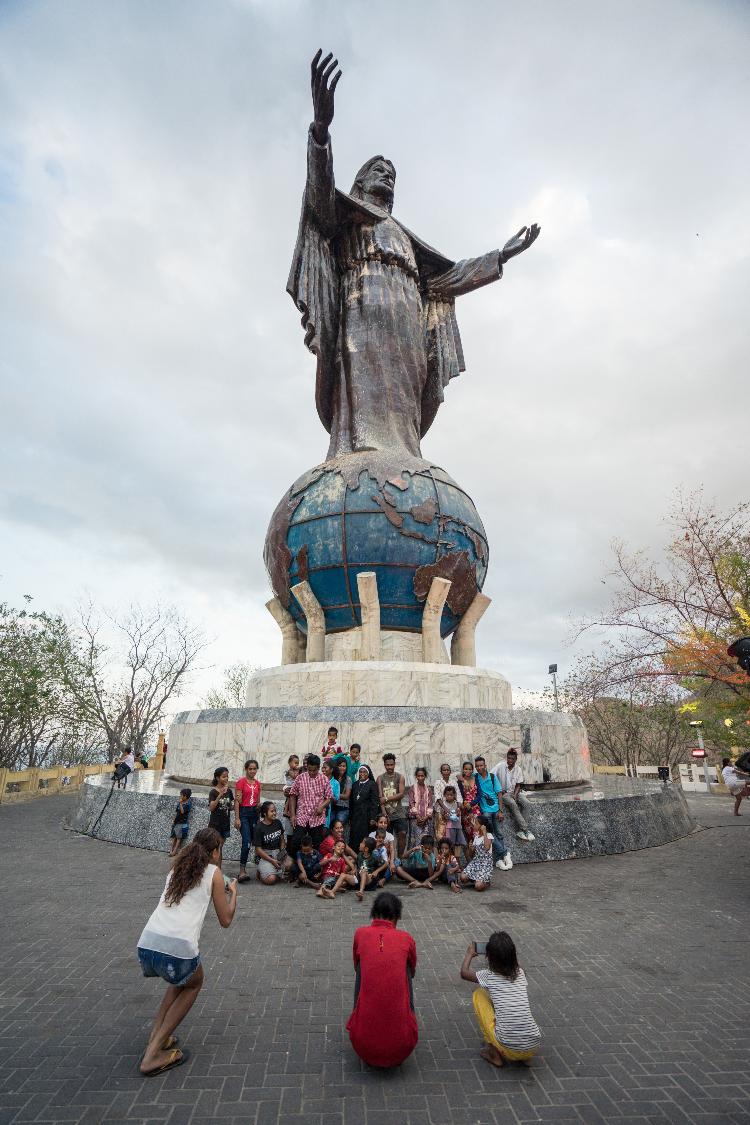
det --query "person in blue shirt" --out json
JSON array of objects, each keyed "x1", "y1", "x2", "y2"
[
  {"x1": 474, "y1": 757, "x2": 512, "y2": 871},
  {"x1": 331, "y1": 742, "x2": 365, "y2": 784},
  {"x1": 322, "y1": 760, "x2": 340, "y2": 829}
]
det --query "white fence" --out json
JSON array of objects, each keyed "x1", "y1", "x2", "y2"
[{"x1": 677, "y1": 763, "x2": 718, "y2": 792}]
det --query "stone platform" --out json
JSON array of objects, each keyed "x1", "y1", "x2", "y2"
[
  {"x1": 71, "y1": 769, "x2": 695, "y2": 865},
  {"x1": 166, "y1": 660, "x2": 591, "y2": 787}
]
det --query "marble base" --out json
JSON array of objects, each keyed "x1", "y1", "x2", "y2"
[
  {"x1": 168, "y1": 661, "x2": 590, "y2": 790},
  {"x1": 71, "y1": 771, "x2": 696, "y2": 865}
]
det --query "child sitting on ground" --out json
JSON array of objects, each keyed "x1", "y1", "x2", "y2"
[
  {"x1": 460, "y1": 931, "x2": 541, "y2": 1068},
  {"x1": 395, "y1": 834, "x2": 437, "y2": 888},
  {"x1": 170, "y1": 788, "x2": 192, "y2": 856},
  {"x1": 367, "y1": 814, "x2": 397, "y2": 872},
  {"x1": 355, "y1": 837, "x2": 389, "y2": 900},
  {"x1": 371, "y1": 828, "x2": 392, "y2": 880},
  {"x1": 296, "y1": 835, "x2": 323, "y2": 887},
  {"x1": 316, "y1": 839, "x2": 357, "y2": 899},
  {"x1": 435, "y1": 838, "x2": 462, "y2": 893}
]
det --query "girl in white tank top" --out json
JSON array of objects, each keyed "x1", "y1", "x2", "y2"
[{"x1": 136, "y1": 827, "x2": 237, "y2": 1078}]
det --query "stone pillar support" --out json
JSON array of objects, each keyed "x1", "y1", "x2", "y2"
[
  {"x1": 422, "y1": 577, "x2": 451, "y2": 664},
  {"x1": 356, "y1": 571, "x2": 381, "y2": 661},
  {"x1": 290, "y1": 581, "x2": 326, "y2": 662},
  {"x1": 450, "y1": 592, "x2": 492, "y2": 667},
  {"x1": 266, "y1": 597, "x2": 302, "y2": 665}
]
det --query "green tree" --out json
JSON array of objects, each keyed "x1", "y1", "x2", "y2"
[{"x1": 0, "y1": 597, "x2": 102, "y2": 770}]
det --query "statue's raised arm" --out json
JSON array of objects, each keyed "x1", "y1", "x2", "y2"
[
  {"x1": 311, "y1": 49, "x2": 341, "y2": 145},
  {"x1": 289, "y1": 50, "x2": 540, "y2": 460}
]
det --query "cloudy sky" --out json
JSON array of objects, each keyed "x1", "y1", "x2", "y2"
[{"x1": 1, "y1": 0, "x2": 748, "y2": 709}]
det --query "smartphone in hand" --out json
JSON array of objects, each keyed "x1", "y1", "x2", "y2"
[{"x1": 474, "y1": 941, "x2": 487, "y2": 955}]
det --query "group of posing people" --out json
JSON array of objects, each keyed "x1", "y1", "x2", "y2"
[
  {"x1": 168, "y1": 737, "x2": 538, "y2": 896},
  {"x1": 137, "y1": 823, "x2": 541, "y2": 1076}
]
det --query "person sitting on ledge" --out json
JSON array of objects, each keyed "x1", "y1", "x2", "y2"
[
  {"x1": 346, "y1": 892, "x2": 418, "y2": 1068},
  {"x1": 492, "y1": 748, "x2": 535, "y2": 842},
  {"x1": 460, "y1": 930, "x2": 541, "y2": 1069}
]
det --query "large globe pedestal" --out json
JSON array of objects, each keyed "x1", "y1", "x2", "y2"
[{"x1": 168, "y1": 448, "x2": 592, "y2": 787}]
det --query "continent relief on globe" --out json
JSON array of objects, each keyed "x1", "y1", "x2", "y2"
[{"x1": 264, "y1": 451, "x2": 488, "y2": 637}]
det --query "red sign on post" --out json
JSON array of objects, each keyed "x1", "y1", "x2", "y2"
[{"x1": 691, "y1": 747, "x2": 707, "y2": 759}]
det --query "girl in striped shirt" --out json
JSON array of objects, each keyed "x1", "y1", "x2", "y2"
[{"x1": 460, "y1": 930, "x2": 541, "y2": 1067}]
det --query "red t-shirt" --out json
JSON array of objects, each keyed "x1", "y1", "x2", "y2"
[
  {"x1": 319, "y1": 834, "x2": 336, "y2": 858},
  {"x1": 235, "y1": 778, "x2": 261, "y2": 807},
  {"x1": 321, "y1": 855, "x2": 347, "y2": 878},
  {"x1": 346, "y1": 920, "x2": 418, "y2": 1068}
]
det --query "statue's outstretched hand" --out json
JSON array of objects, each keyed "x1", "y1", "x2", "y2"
[
  {"x1": 501, "y1": 224, "x2": 541, "y2": 263},
  {"x1": 311, "y1": 49, "x2": 342, "y2": 145}
]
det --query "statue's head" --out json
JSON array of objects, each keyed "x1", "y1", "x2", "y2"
[{"x1": 350, "y1": 155, "x2": 396, "y2": 212}]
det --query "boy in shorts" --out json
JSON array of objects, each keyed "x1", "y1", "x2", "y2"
[{"x1": 169, "y1": 788, "x2": 192, "y2": 855}]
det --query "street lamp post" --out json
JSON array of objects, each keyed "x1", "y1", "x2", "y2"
[
  {"x1": 690, "y1": 721, "x2": 711, "y2": 793},
  {"x1": 548, "y1": 664, "x2": 560, "y2": 712}
]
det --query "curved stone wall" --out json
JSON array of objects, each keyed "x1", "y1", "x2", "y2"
[{"x1": 71, "y1": 772, "x2": 695, "y2": 865}]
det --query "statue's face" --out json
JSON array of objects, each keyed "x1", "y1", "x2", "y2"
[{"x1": 360, "y1": 158, "x2": 395, "y2": 207}]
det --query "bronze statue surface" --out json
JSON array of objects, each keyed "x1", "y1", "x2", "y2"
[{"x1": 288, "y1": 50, "x2": 540, "y2": 462}]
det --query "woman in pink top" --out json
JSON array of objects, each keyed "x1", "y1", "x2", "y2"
[{"x1": 234, "y1": 759, "x2": 261, "y2": 883}]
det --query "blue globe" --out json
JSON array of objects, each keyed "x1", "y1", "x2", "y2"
[{"x1": 264, "y1": 451, "x2": 489, "y2": 637}]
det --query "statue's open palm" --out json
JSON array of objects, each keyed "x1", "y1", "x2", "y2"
[
  {"x1": 502, "y1": 224, "x2": 541, "y2": 262},
  {"x1": 311, "y1": 50, "x2": 342, "y2": 144}
]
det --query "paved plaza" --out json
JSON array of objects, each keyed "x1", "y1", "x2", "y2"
[{"x1": 0, "y1": 792, "x2": 748, "y2": 1125}]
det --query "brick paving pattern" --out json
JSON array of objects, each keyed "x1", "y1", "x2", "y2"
[{"x1": 0, "y1": 792, "x2": 748, "y2": 1124}]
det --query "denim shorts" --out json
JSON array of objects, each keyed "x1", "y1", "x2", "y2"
[
  {"x1": 138, "y1": 947, "x2": 200, "y2": 986},
  {"x1": 170, "y1": 824, "x2": 189, "y2": 839}
]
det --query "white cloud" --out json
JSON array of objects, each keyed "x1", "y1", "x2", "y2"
[{"x1": 1, "y1": 0, "x2": 749, "y2": 701}]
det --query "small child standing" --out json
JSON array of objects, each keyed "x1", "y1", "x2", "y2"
[
  {"x1": 436, "y1": 785, "x2": 467, "y2": 856},
  {"x1": 316, "y1": 840, "x2": 357, "y2": 899},
  {"x1": 435, "y1": 838, "x2": 462, "y2": 893},
  {"x1": 170, "y1": 788, "x2": 192, "y2": 856},
  {"x1": 355, "y1": 838, "x2": 388, "y2": 900},
  {"x1": 460, "y1": 931, "x2": 541, "y2": 1067}
]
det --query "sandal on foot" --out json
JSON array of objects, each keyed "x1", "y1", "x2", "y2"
[{"x1": 141, "y1": 1047, "x2": 189, "y2": 1077}]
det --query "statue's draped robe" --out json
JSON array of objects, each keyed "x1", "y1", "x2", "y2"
[{"x1": 288, "y1": 129, "x2": 504, "y2": 460}]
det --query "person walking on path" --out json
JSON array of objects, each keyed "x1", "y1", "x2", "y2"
[
  {"x1": 234, "y1": 759, "x2": 262, "y2": 882},
  {"x1": 460, "y1": 931, "x2": 541, "y2": 1068},
  {"x1": 722, "y1": 757, "x2": 750, "y2": 816},
  {"x1": 136, "y1": 827, "x2": 237, "y2": 1076},
  {"x1": 346, "y1": 892, "x2": 418, "y2": 1068},
  {"x1": 474, "y1": 756, "x2": 511, "y2": 870},
  {"x1": 492, "y1": 749, "x2": 535, "y2": 842},
  {"x1": 348, "y1": 765, "x2": 379, "y2": 853}
]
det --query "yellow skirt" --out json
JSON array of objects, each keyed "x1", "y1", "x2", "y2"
[{"x1": 473, "y1": 988, "x2": 537, "y2": 1062}]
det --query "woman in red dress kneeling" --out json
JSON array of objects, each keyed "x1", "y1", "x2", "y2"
[{"x1": 346, "y1": 892, "x2": 418, "y2": 1068}]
